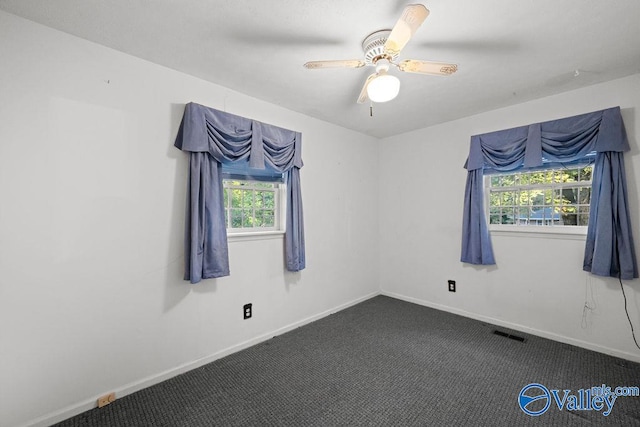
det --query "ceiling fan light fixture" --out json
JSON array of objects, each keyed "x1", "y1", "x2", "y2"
[
  {"x1": 303, "y1": 4, "x2": 456, "y2": 105},
  {"x1": 367, "y1": 72, "x2": 400, "y2": 103}
]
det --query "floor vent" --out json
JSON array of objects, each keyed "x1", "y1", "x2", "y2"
[{"x1": 493, "y1": 330, "x2": 526, "y2": 342}]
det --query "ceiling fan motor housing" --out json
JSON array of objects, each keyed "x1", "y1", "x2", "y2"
[{"x1": 362, "y1": 30, "x2": 398, "y2": 65}]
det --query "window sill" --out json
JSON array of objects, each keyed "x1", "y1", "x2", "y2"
[
  {"x1": 227, "y1": 230, "x2": 285, "y2": 242},
  {"x1": 490, "y1": 225, "x2": 587, "y2": 240}
]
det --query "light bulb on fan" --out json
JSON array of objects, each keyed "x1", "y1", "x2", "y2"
[{"x1": 366, "y1": 59, "x2": 400, "y2": 103}]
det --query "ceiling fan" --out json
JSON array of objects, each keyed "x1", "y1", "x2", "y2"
[{"x1": 303, "y1": 4, "x2": 458, "y2": 104}]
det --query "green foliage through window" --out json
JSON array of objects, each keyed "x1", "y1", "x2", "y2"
[
  {"x1": 487, "y1": 165, "x2": 592, "y2": 227},
  {"x1": 223, "y1": 180, "x2": 280, "y2": 231}
]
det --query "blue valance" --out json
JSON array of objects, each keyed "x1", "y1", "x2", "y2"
[
  {"x1": 464, "y1": 107, "x2": 629, "y2": 172},
  {"x1": 175, "y1": 103, "x2": 305, "y2": 284},
  {"x1": 175, "y1": 102, "x2": 303, "y2": 171},
  {"x1": 461, "y1": 106, "x2": 638, "y2": 280}
]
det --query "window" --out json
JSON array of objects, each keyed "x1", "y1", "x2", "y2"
[
  {"x1": 486, "y1": 164, "x2": 593, "y2": 230},
  {"x1": 223, "y1": 179, "x2": 284, "y2": 234}
]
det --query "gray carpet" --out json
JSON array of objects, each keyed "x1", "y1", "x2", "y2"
[{"x1": 55, "y1": 296, "x2": 640, "y2": 426}]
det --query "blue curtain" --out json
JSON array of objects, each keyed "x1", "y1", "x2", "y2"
[
  {"x1": 175, "y1": 103, "x2": 305, "y2": 283},
  {"x1": 286, "y1": 167, "x2": 305, "y2": 271},
  {"x1": 183, "y1": 153, "x2": 229, "y2": 280},
  {"x1": 461, "y1": 169, "x2": 496, "y2": 265},
  {"x1": 461, "y1": 107, "x2": 638, "y2": 279},
  {"x1": 461, "y1": 169, "x2": 495, "y2": 264},
  {"x1": 584, "y1": 152, "x2": 638, "y2": 279}
]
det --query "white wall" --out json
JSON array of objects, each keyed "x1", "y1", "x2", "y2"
[
  {"x1": 379, "y1": 73, "x2": 640, "y2": 363},
  {"x1": 0, "y1": 12, "x2": 379, "y2": 427}
]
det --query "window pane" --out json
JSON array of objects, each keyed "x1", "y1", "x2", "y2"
[
  {"x1": 231, "y1": 209, "x2": 242, "y2": 228},
  {"x1": 562, "y1": 213, "x2": 577, "y2": 226},
  {"x1": 530, "y1": 172, "x2": 545, "y2": 184},
  {"x1": 514, "y1": 174, "x2": 521, "y2": 185},
  {"x1": 254, "y1": 191, "x2": 264, "y2": 208},
  {"x1": 489, "y1": 192, "x2": 500, "y2": 207},
  {"x1": 560, "y1": 206, "x2": 577, "y2": 226},
  {"x1": 501, "y1": 207, "x2": 515, "y2": 224},
  {"x1": 560, "y1": 187, "x2": 576, "y2": 205},
  {"x1": 519, "y1": 173, "x2": 530, "y2": 185},
  {"x1": 264, "y1": 192, "x2": 275, "y2": 209},
  {"x1": 546, "y1": 171, "x2": 555, "y2": 183},
  {"x1": 489, "y1": 208, "x2": 500, "y2": 224},
  {"x1": 490, "y1": 176, "x2": 500, "y2": 187},
  {"x1": 517, "y1": 207, "x2": 530, "y2": 224},
  {"x1": 264, "y1": 210, "x2": 275, "y2": 227},
  {"x1": 579, "y1": 187, "x2": 591, "y2": 204},
  {"x1": 578, "y1": 206, "x2": 590, "y2": 226},
  {"x1": 242, "y1": 209, "x2": 253, "y2": 228},
  {"x1": 500, "y1": 191, "x2": 515, "y2": 206},
  {"x1": 501, "y1": 175, "x2": 515, "y2": 187},
  {"x1": 580, "y1": 166, "x2": 593, "y2": 182},
  {"x1": 253, "y1": 210, "x2": 264, "y2": 227},
  {"x1": 232, "y1": 189, "x2": 242, "y2": 208},
  {"x1": 565, "y1": 169, "x2": 579, "y2": 182},
  {"x1": 530, "y1": 190, "x2": 544, "y2": 206},
  {"x1": 242, "y1": 190, "x2": 253, "y2": 208}
]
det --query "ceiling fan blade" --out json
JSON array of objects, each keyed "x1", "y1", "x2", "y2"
[
  {"x1": 357, "y1": 73, "x2": 377, "y2": 104},
  {"x1": 304, "y1": 60, "x2": 366, "y2": 69},
  {"x1": 384, "y1": 4, "x2": 429, "y2": 57},
  {"x1": 397, "y1": 60, "x2": 458, "y2": 76}
]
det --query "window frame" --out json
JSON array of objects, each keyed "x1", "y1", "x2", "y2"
[
  {"x1": 222, "y1": 178, "x2": 287, "y2": 238},
  {"x1": 484, "y1": 163, "x2": 593, "y2": 236}
]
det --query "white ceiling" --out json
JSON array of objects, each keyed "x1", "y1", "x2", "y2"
[{"x1": 1, "y1": 0, "x2": 639, "y2": 138}]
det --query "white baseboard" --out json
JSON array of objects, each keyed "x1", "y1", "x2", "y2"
[
  {"x1": 381, "y1": 290, "x2": 640, "y2": 364},
  {"x1": 24, "y1": 289, "x2": 637, "y2": 426},
  {"x1": 22, "y1": 291, "x2": 379, "y2": 427}
]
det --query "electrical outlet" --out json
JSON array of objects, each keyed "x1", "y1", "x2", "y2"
[
  {"x1": 448, "y1": 280, "x2": 456, "y2": 292},
  {"x1": 97, "y1": 392, "x2": 115, "y2": 408},
  {"x1": 243, "y1": 303, "x2": 252, "y2": 319}
]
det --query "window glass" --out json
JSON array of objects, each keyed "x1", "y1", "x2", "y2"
[
  {"x1": 223, "y1": 179, "x2": 282, "y2": 233},
  {"x1": 486, "y1": 165, "x2": 593, "y2": 229}
]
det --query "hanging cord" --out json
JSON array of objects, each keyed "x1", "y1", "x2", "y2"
[
  {"x1": 581, "y1": 275, "x2": 597, "y2": 329},
  {"x1": 619, "y1": 276, "x2": 640, "y2": 350}
]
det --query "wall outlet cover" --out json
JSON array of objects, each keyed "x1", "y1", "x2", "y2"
[{"x1": 243, "y1": 303, "x2": 252, "y2": 319}]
